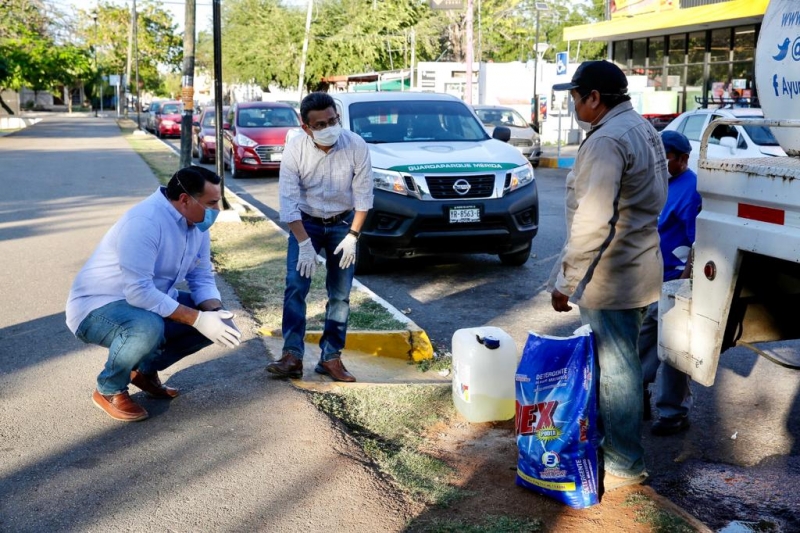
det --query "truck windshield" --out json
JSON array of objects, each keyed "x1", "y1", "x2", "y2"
[
  {"x1": 348, "y1": 100, "x2": 490, "y2": 143},
  {"x1": 742, "y1": 125, "x2": 780, "y2": 146}
]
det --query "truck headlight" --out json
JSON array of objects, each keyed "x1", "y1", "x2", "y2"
[
  {"x1": 235, "y1": 133, "x2": 258, "y2": 147},
  {"x1": 507, "y1": 163, "x2": 534, "y2": 192},
  {"x1": 372, "y1": 168, "x2": 408, "y2": 196}
]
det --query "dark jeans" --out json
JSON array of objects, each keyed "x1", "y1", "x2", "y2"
[{"x1": 281, "y1": 211, "x2": 355, "y2": 362}]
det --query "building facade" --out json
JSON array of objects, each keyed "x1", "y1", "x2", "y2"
[{"x1": 564, "y1": 0, "x2": 769, "y2": 113}]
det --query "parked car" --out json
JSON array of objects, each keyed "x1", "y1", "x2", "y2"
[
  {"x1": 332, "y1": 92, "x2": 538, "y2": 272},
  {"x1": 152, "y1": 101, "x2": 183, "y2": 138},
  {"x1": 192, "y1": 106, "x2": 229, "y2": 164},
  {"x1": 144, "y1": 100, "x2": 165, "y2": 133},
  {"x1": 662, "y1": 107, "x2": 786, "y2": 171},
  {"x1": 222, "y1": 102, "x2": 302, "y2": 178},
  {"x1": 472, "y1": 105, "x2": 542, "y2": 167}
]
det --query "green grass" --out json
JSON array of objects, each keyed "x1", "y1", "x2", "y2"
[
  {"x1": 310, "y1": 385, "x2": 462, "y2": 505},
  {"x1": 623, "y1": 492, "x2": 695, "y2": 533},
  {"x1": 407, "y1": 515, "x2": 543, "y2": 533}
]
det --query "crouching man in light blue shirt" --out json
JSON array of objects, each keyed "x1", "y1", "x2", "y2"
[{"x1": 66, "y1": 166, "x2": 241, "y2": 422}]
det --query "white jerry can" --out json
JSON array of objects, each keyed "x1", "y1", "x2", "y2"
[{"x1": 451, "y1": 326, "x2": 518, "y2": 423}]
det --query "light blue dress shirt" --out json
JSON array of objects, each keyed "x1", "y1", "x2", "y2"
[{"x1": 66, "y1": 187, "x2": 221, "y2": 333}]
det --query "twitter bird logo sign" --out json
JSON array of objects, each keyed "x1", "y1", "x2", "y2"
[
  {"x1": 756, "y1": 0, "x2": 800, "y2": 152},
  {"x1": 773, "y1": 38, "x2": 790, "y2": 60}
]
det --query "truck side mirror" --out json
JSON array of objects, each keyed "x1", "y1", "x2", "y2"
[
  {"x1": 720, "y1": 136, "x2": 737, "y2": 154},
  {"x1": 492, "y1": 126, "x2": 511, "y2": 143}
]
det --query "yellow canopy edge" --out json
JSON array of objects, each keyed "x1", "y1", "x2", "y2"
[{"x1": 563, "y1": 0, "x2": 769, "y2": 41}]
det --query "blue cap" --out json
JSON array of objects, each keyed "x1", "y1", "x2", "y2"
[
  {"x1": 661, "y1": 130, "x2": 692, "y2": 155},
  {"x1": 482, "y1": 336, "x2": 500, "y2": 349}
]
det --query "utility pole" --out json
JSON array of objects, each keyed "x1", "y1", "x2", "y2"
[
  {"x1": 134, "y1": 1, "x2": 140, "y2": 129},
  {"x1": 180, "y1": 0, "x2": 196, "y2": 169},
  {"x1": 298, "y1": 0, "x2": 313, "y2": 100},
  {"x1": 92, "y1": 10, "x2": 98, "y2": 117},
  {"x1": 125, "y1": 0, "x2": 134, "y2": 118},
  {"x1": 465, "y1": 0, "x2": 474, "y2": 104},
  {"x1": 212, "y1": 0, "x2": 229, "y2": 208}
]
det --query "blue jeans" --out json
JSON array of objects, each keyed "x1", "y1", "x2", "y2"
[
  {"x1": 639, "y1": 302, "x2": 693, "y2": 419},
  {"x1": 76, "y1": 291, "x2": 213, "y2": 395},
  {"x1": 580, "y1": 306, "x2": 648, "y2": 478},
  {"x1": 282, "y1": 212, "x2": 355, "y2": 362}
]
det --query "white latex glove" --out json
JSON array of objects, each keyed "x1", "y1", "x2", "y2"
[
  {"x1": 296, "y1": 238, "x2": 317, "y2": 278},
  {"x1": 333, "y1": 233, "x2": 358, "y2": 269},
  {"x1": 193, "y1": 310, "x2": 242, "y2": 348}
]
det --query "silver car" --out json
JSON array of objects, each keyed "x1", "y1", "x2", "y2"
[{"x1": 473, "y1": 105, "x2": 541, "y2": 167}]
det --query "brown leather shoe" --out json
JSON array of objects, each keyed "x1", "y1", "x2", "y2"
[
  {"x1": 130, "y1": 370, "x2": 179, "y2": 399},
  {"x1": 315, "y1": 358, "x2": 356, "y2": 382},
  {"x1": 92, "y1": 390, "x2": 148, "y2": 422},
  {"x1": 266, "y1": 352, "x2": 303, "y2": 379}
]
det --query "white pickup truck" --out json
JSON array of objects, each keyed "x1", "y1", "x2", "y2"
[{"x1": 658, "y1": 0, "x2": 800, "y2": 386}]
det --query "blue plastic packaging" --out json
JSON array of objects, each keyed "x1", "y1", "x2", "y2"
[{"x1": 514, "y1": 326, "x2": 601, "y2": 509}]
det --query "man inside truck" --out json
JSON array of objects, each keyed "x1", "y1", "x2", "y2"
[
  {"x1": 639, "y1": 130, "x2": 702, "y2": 436},
  {"x1": 549, "y1": 60, "x2": 669, "y2": 492}
]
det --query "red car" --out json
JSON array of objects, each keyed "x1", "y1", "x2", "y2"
[
  {"x1": 222, "y1": 102, "x2": 302, "y2": 178},
  {"x1": 154, "y1": 100, "x2": 183, "y2": 138},
  {"x1": 192, "y1": 106, "x2": 229, "y2": 163}
]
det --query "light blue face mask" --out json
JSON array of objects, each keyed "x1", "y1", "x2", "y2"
[{"x1": 194, "y1": 203, "x2": 219, "y2": 232}]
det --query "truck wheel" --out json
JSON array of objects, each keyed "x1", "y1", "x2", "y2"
[
  {"x1": 499, "y1": 240, "x2": 532, "y2": 266},
  {"x1": 355, "y1": 243, "x2": 376, "y2": 274}
]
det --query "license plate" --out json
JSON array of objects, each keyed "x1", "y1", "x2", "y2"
[
  {"x1": 270, "y1": 153, "x2": 283, "y2": 162},
  {"x1": 449, "y1": 206, "x2": 480, "y2": 223}
]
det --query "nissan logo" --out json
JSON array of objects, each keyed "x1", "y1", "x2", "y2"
[{"x1": 453, "y1": 179, "x2": 471, "y2": 195}]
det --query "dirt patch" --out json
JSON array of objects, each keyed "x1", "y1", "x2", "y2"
[{"x1": 407, "y1": 418, "x2": 707, "y2": 533}]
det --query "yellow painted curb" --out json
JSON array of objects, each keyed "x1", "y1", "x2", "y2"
[
  {"x1": 258, "y1": 327, "x2": 434, "y2": 361},
  {"x1": 539, "y1": 157, "x2": 561, "y2": 168}
]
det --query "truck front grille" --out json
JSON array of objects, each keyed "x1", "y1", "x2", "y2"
[{"x1": 425, "y1": 174, "x2": 495, "y2": 199}]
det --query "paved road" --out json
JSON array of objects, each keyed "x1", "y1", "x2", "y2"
[
  {"x1": 0, "y1": 117, "x2": 414, "y2": 532},
  {"x1": 178, "y1": 136, "x2": 800, "y2": 531}
]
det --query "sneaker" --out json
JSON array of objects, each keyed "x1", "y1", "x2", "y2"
[{"x1": 92, "y1": 390, "x2": 148, "y2": 422}]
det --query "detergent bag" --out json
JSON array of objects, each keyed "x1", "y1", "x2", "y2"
[{"x1": 515, "y1": 325, "x2": 601, "y2": 508}]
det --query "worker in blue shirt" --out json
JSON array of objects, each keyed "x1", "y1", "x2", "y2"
[
  {"x1": 639, "y1": 130, "x2": 702, "y2": 436},
  {"x1": 66, "y1": 166, "x2": 241, "y2": 422}
]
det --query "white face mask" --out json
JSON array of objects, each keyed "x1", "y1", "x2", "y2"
[
  {"x1": 576, "y1": 119, "x2": 593, "y2": 132},
  {"x1": 312, "y1": 123, "x2": 342, "y2": 147}
]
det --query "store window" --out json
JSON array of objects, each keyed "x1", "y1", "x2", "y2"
[
  {"x1": 613, "y1": 40, "x2": 630, "y2": 69},
  {"x1": 649, "y1": 37, "x2": 665, "y2": 68},
  {"x1": 668, "y1": 34, "x2": 686, "y2": 65},
  {"x1": 688, "y1": 31, "x2": 706, "y2": 64},
  {"x1": 734, "y1": 26, "x2": 756, "y2": 61},
  {"x1": 710, "y1": 28, "x2": 731, "y2": 62},
  {"x1": 632, "y1": 38, "x2": 647, "y2": 72}
]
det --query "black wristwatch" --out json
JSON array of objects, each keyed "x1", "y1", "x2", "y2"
[{"x1": 348, "y1": 229, "x2": 361, "y2": 239}]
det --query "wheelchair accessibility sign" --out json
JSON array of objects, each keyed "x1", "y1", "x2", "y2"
[{"x1": 556, "y1": 52, "x2": 568, "y2": 76}]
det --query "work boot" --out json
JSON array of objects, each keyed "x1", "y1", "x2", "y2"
[
  {"x1": 602, "y1": 471, "x2": 648, "y2": 492},
  {"x1": 651, "y1": 416, "x2": 690, "y2": 436},
  {"x1": 130, "y1": 370, "x2": 179, "y2": 399},
  {"x1": 92, "y1": 390, "x2": 149, "y2": 422},
  {"x1": 266, "y1": 352, "x2": 303, "y2": 379},
  {"x1": 315, "y1": 357, "x2": 356, "y2": 382}
]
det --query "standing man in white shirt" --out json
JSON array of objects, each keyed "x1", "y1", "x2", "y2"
[
  {"x1": 66, "y1": 166, "x2": 241, "y2": 422},
  {"x1": 266, "y1": 92, "x2": 373, "y2": 383}
]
